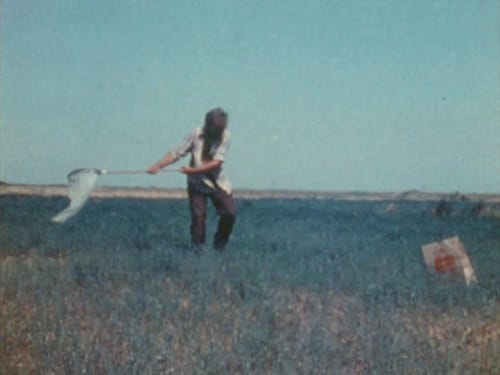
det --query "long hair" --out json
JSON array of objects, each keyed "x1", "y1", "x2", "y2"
[{"x1": 202, "y1": 108, "x2": 228, "y2": 161}]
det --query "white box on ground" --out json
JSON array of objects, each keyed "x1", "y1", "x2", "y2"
[{"x1": 422, "y1": 236, "x2": 478, "y2": 285}]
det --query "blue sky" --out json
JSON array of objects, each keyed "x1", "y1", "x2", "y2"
[{"x1": 1, "y1": 0, "x2": 499, "y2": 193}]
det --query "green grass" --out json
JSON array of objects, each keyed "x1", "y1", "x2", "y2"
[{"x1": 1, "y1": 196, "x2": 499, "y2": 374}]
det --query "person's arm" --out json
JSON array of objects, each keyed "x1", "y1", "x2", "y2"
[
  {"x1": 181, "y1": 130, "x2": 230, "y2": 174},
  {"x1": 147, "y1": 131, "x2": 194, "y2": 174},
  {"x1": 147, "y1": 153, "x2": 177, "y2": 174},
  {"x1": 180, "y1": 160, "x2": 223, "y2": 175}
]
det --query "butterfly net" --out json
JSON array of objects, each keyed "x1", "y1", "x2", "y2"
[{"x1": 51, "y1": 168, "x2": 100, "y2": 223}]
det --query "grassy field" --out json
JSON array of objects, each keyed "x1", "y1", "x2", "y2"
[{"x1": 1, "y1": 195, "x2": 499, "y2": 374}]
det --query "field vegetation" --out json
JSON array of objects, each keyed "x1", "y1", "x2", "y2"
[{"x1": 1, "y1": 196, "x2": 499, "y2": 374}]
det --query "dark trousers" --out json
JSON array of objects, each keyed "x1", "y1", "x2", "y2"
[{"x1": 188, "y1": 186, "x2": 236, "y2": 250}]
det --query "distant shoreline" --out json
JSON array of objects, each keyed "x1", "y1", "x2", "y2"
[{"x1": 1, "y1": 183, "x2": 499, "y2": 203}]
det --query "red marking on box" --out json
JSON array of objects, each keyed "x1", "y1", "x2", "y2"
[{"x1": 434, "y1": 254, "x2": 456, "y2": 273}]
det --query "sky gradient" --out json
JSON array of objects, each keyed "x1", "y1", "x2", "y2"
[{"x1": 2, "y1": 0, "x2": 499, "y2": 193}]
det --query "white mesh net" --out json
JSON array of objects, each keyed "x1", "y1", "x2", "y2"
[{"x1": 51, "y1": 168, "x2": 100, "y2": 223}]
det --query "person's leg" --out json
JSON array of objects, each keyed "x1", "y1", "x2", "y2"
[
  {"x1": 188, "y1": 187, "x2": 207, "y2": 248},
  {"x1": 210, "y1": 188, "x2": 236, "y2": 250}
]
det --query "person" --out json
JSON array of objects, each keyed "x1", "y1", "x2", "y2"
[{"x1": 147, "y1": 108, "x2": 236, "y2": 251}]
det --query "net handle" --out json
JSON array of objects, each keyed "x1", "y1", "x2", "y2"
[{"x1": 100, "y1": 169, "x2": 180, "y2": 175}]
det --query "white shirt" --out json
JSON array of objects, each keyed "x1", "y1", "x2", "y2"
[{"x1": 170, "y1": 127, "x2": 232, "y2": 193}]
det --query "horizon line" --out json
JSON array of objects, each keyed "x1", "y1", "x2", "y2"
[{"x1": 1, "y1": 182, "x2": 499, "y2": 203}]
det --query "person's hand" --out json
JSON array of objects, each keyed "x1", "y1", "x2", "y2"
[
  {"x1": 147, "y1": 164, "x2": 161, "y2": 174},
  {"x1": 180, "y1": 166, "x2": 195, "y2": 174}
]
